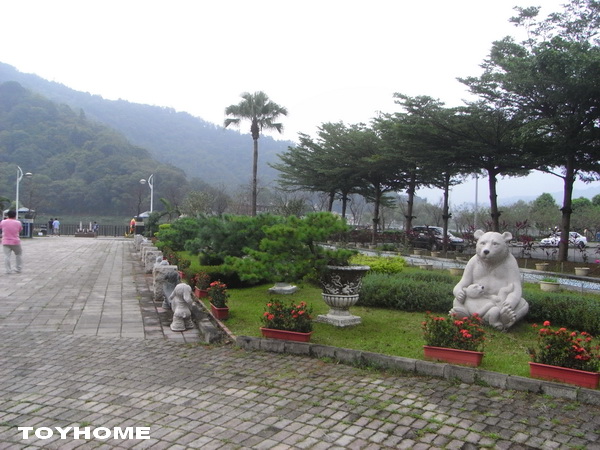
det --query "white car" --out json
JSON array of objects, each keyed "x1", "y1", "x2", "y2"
[{"x1": 539, "y1": 231, "x2": 587, "y2": 249}]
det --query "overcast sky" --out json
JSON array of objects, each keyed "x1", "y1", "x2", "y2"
[{"x1": 1, "y1": 0, "x2": 589, "y2": 205}]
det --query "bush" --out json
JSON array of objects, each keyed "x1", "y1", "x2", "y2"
[
  {"x1": 359, "y1": 272, "x2": 453, "y2": 312},
  {"x1": 155, "y1": 218, "x2": 201, "y2": 251},
  {"x1": 524, "y1": 287, "x2": 600, "y2": 335},
  {"x1": 349, "y1": 254, "x2": 405, "y2": 274},
  {"x1": 401, "y1": 270, "x2": 455, "y2": 284},
  {"x1": 185, "y1": 214, "x2": 284, "y2": 264}
]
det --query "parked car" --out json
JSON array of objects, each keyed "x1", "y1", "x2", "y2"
[
  {"x1": 539, "y1": 231, "x2": 587, "y2": 249},
  {"x1": 411, "y1": 226, "x2": 465, "y2": 252}
]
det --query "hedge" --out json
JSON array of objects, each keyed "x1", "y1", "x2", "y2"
[
  {"x1": 358, "y1": 272, "x2": 454, "y2": 313},
  {"x1": 359, "y1": 271, "x2": 600, "y2": 334}
]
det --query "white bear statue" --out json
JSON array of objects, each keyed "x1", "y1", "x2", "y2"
[{"x1": 451, "y1": 230, "x2": 529, "y2": 330}]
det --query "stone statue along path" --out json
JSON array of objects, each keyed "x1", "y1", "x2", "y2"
[{"x1": 0, "y1": 237, "x2": 598, "y2": 448}]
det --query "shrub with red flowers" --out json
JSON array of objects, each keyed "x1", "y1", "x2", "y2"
[
  {"x1": 262, "y1": 300, "x2": 313, "y2": 333},
  {"x1": 191, "y1": 272, "x2": 211, "y2": 290},
  {"x1": 422, "y1": 312, "x2": 486, "y2": 352},
  {"x1": 529, "y1": 321, "x2": 600, "y2": 372},
  {"x1": 207, "y1": 280, "x2": 229, "y2": 308}
]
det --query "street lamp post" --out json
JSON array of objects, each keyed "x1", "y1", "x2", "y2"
[
  {"x1": 139, "y1": 174, "x2": 154, "y2": 213},
  {"x1": 15, "y1": 166, "x2": 32, "y2": 220}
]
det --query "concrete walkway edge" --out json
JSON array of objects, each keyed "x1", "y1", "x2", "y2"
[{"x1": 235, "y1": 336, "x2": 600, "y2": 406}]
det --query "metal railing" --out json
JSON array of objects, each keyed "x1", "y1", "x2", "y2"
[{"x1": 31, "y1": 223, "x2": 131, "y2": 237}]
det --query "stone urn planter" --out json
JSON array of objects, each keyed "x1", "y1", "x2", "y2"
[
  {"x1": 423, "y1": 346, "x2": 484, "y2": 367},
  {"x1": 574, "y1": 267, "x2": 590, "y2": 276},
  {"x1": 418, "y1": 263, "x2": 433, "y2": 270},
  {"x1": 529, "y1": 362, "x2": 599, "y2": 389},
  {"x1": 412, "y1": 249, "x2": 425, "y2": 256},
  {"x1": 539, "y1": 280, "x2": 560, "y2": 292},
  {"x1": 430, "y1": 251, "x2": 441, "y2": 258},
  {"x1": 318, "y1": 265, "x2": 370, "y2": 327},
  {"x1": 535, "y1": 263, "x2": 550, "y2": 271}
]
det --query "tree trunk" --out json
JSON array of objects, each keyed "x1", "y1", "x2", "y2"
[
  {"x1": 327, "y1": 191, "x2": 335, "y2": 212},
  {"x1": 251, "y1": 137, "x2": 258, "y2": 216},
  {"x1": 558, "y1": 157, "x2": 576, "y2": 262},
  {"x1": 442, "y1": 173, "x2": 451, "y2": 252},
  {"x1": 405, "y1": 172, "x2": 417, "y2": 232},
  {"x1": 340, "y1": 192, "x2": 348, "y2": 219},
  {"x1": 371, "y1": 187, "x2": 381, "y2": 245},
  {"x1": 487, "y1": 170, "x2": 500, "y2": 232}
]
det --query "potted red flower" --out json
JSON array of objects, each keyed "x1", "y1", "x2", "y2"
[
  {"x1": 529, "y1": 321, "x2": 600, "y2": 388},
  {"x1": 421, "y1": 312, "x2": 486, "y2": 366},
  {"x1": 207, "y1": 280, "x2": 229, "y2": 320},
  {"x1": 261, "y1": 299, "x2": 313, "y2": 342},
  {"x1": 191, "y1": 272, "x2": 211, "y2": 298}
]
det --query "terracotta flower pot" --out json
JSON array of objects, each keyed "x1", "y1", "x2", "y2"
[
  {"x1": 529, "y1": 362, "x2": 599, "y2": 389},
  {"x1": 423, "y1": 345, "x2": 484, "y2": 367},
  {"x1": 194, "y1": 287, "x2": 208, "y2": 298},
  {"x1": 210, "y1": 303, "x2": 229, "y2": 320},
  {"x1": 260, "y1": 327, "x2": 312, "y2": 342}
]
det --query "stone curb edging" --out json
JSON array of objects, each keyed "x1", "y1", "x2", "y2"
[{"x1": 235, "y1": 335, "x2": 600, "y2": 406}]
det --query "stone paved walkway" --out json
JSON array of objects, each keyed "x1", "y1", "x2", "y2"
[{"x1": 0, "y1": 237, "x2": 599, "y2": 449}]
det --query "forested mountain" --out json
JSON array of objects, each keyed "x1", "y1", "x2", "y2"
[
  {"x1": 0, "y1": 62, "x2": 294, "y2": 187},
  {"x1": 0, "y1": 81, "x2": 189, "y2": 216}
]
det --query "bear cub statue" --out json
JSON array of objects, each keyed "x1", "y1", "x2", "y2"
[{"x1": 451, "y1": 230, "x2": 529, "y2": 330}]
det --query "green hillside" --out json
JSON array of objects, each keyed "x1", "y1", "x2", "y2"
[
  {"x1": 0, "y1": 62, "x2": 294, "y2": 187},
  {"x1": 0, "y1": 81, "x2": 188, "y2": 216}
]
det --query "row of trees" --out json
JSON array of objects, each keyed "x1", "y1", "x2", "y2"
[{"x1": 268, "y1": 0, "x2": 600, "y2": 261}]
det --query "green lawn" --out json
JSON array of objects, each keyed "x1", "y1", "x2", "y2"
[{"x1": 199, "y1": 282, "x2": 538, "y2": 378}]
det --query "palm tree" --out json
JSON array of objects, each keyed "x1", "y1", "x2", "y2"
[{"x1": 224, "y1": 91, "x2": 288, "y2": 216}]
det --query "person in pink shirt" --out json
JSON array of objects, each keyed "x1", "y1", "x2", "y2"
[{"x1": 0, "y1": 210, "x2": 23, "y2": 274}]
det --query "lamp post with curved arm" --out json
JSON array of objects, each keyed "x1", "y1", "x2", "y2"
[
  {"x1": 139, "y1": 174, "x2": 154, "y2": 213},
  {"x1": 15, "y1": 166, "x2": 32, "y2": 220}
]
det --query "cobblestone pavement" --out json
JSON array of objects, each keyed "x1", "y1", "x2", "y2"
[{"x1": 0, "y1": 237, "x2": 599, "y2": 449}]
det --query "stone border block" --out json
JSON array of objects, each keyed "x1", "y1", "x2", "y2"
[
  {"x1": 361, "y1": 352, "x2": 416, "y2": 374},
  {"x1": 445, "y1": 365, "x2": 476, "y2": 384},
  {"x1": 284, "y1": 341, "x2": 311, "y2": 356},
  {"x1": 416, "y1": 360, "x2": 446, "y2": 378},
  {"x1": 236, "y1": 336, "x2": 261, "y2": 351},
  {"x1": 577, "y1": 389, "x2": 600, "y2": 406},
  {"x1": 540, "y1": 381, "x2": 578, "y2": 401},
  {"x1": 506, "y1": 375, "x2": 541, "y2": 393},
  {"x1": 334, "y1": 347, "x2": 363, "y2": 365},
  {"x1": 475, "y1": 369, "x2": 508, "y2": 389},
  {"x1": 309, "y1": 344, "x2": 338, "y2": 360},
  {"x1": 260, "y1": 338, "x2": 286, "y2": 353}
]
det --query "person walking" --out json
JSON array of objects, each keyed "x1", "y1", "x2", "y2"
[
  {"x1": 0, "y1": 210, "x2": 23, "y2": 274},
  {"x1": 52, "y1": 218, "x2": 60, "y2": 236},
  {"x1": 48, "y1": 218, "x2": 53, "y2": 236}
]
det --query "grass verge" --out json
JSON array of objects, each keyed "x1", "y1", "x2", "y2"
[{"x1": 199, "y1": 282, "x2": 538, "y2": 378}]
